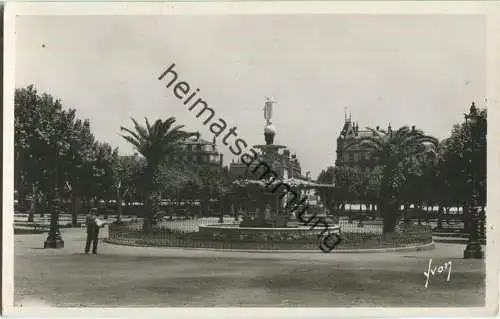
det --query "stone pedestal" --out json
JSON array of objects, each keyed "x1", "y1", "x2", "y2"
[
  {"x1": 463, "y1": 213, "x2": 484, "y2": 259},
  {"x1": 44, "y1": 235, "x2": 64, "y2": 249},
  {"x1": 464, "y1": 242, "x2": 484, "y2": 259}
]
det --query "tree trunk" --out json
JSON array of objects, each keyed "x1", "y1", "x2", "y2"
[
  {"x1": 437, "y1": 205, "x2": 443, "y2": 229},
  {"x1": 401, "y1": 204, "x2": 407, "y2": 223},
  {"x1": 142, "y1": 187, "x2": 161, "y2": 233},
  {"x1": 27, "y1": 183, "x2": 37, "y2": 222},
  {"x1": 39, "y1": 193, "x2": 46, "y2": 217},
  {"x1": 416, "y1": 203, "x2": 422, "y2": 225},
  {"x1": 170, "y1": 198, "x2": 175, "y2": 221},
  {"x1": 462, "y1": 205, "x2": 469, "y2": 233},
  {"x1": 381, "y1": 201, "x2": 399, "y2": 234},
  {"x1": 28, "y1": 198, "x2": 36, "y2": 222},
  {"x1": 71, "y1": 195, "x2": 82, "y2": 226},
  {"x1": 232, "y1": 203, "x2": 237, "y2": 222},
  {"x1": 142, "y1": 195, "x2": 153, "y2": 233},
  {"x1": 116, "y1": 192, "x2": 123, "y2": 223},
  {"x1": 424, "y1": 206, "x2": 430, "y2": 223},
  {"x1": 219, "y1": 198, "x2": 224, "y2": 224},
  {"x1": 18, "y1": 186, "x2": 27, "y2": 213}
]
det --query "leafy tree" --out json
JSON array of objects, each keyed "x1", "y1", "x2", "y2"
[
  {"x1": 317, "y1": 167, "x2": 335, "y2": 210},
  {"x1": 120, "y1": 117, "x2": 198, "y2": 232},
  {"x1": 333, "y1": 166, "x2": 362, "y2": 211},
  {"x1": 15, "y1": 85, "x2": 125, "y2": 226},
  {"x1": 15, "y1": 86, "x2": 76, "y2": 221},
  {"x1": 196, "y1": 166, "x2": 232, "y2": 220},
  {"x1": 112, "y1": 154, "x2": 146, "y2": 222},
  {"x1": 344, "y1": 126, "x2": 439, "y2": 234},
  {"x1": 155, "y1": 161, "x2": 201, "y2": 219},
  {"x1": 358, "y1": 165, "x2": 383, "y2": 214},
  {"x1": 398, "y1": 146, "x2": 439, "y2": 223},
  {"x1": 92, "y1": 142, "x2": 119, "y2": 202},
  {"x1": 437, "y1": 106, "x2": 486, "y2": 229},
  {"x1": 62, "y1": 117, "x2": 97, "y2": 224}
]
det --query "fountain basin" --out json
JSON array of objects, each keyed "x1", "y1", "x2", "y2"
[{"x1": 198, "y1": 223, "x2": 340, "y2": 242}]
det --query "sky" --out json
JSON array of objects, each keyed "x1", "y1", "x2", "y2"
[{"x1": 15, "y1": 14, "x2": 486, "y2": 178}]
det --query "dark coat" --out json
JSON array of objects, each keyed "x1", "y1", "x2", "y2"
[{"x1": 86, "y1": 217, "x2": 100, "y2": 236}]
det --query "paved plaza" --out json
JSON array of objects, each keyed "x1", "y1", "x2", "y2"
[{"x1": 15, "y1": 227, "x2": 485, "y2": 307}]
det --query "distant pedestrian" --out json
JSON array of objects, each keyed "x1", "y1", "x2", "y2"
[{"x1": 85, "y1": 208, "x2": 105, "y2": 255}]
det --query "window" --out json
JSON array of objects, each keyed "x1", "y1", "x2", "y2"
[{"x1": 349, "y1": 153, "x2": 354, "y2": 161}]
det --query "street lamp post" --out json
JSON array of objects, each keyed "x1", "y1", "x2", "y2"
[
  {"x1": 44, "y1": 161, "x2": 64, "y2": 249},
  {"x1": 463, "y1": 102, "x2": 483, "y2": 259}
]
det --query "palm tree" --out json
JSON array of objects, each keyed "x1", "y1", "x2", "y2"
[
  {"x1": 344, "y1": 125, "x2": 439, "y2": 235},
  {"x1": 120, "y1": 117, "x2": 198, "y2": 232}
]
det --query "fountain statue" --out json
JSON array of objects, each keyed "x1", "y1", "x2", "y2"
[
  {"x1": 264, "y1": 98, "x2": 276, "y2": 145},
  {"x1": 201, "y1": 98, "x2": 340, "y2": 246}
]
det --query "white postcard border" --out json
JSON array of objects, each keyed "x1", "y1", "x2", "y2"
[{"x1": 3, "y1": 1, "x2": 499, "y2": 318}]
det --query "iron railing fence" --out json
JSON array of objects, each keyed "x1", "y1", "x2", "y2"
[
  {"x1": 14, "y1": 212, "x2": 484, "y2": 234},
  {"x1": 106, "y1": 217, "x2": 433, "y2": 251}
]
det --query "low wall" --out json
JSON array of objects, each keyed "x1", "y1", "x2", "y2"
[
  {"x1": 338, "y1": 224, "x2": 433, "y2": 249},
  {"x1": 198, "y1": 224, "x2": 341, "y2": 242}
]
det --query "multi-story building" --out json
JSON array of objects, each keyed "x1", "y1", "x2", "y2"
[
  {"x1": 335, "y1": 114, "x2": 376, "y2": 175},
  {"x1": 167, "y1": 135, "x2": 223, "y2": 167},
  {"x1": 229, "y1": 148, "x2": 304, "y2": 180},
  {"x1": 335, "y1": 114, "x2": 432, "y2": 175}
]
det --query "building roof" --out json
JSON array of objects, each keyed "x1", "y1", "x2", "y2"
[
  {"x1": 233, "y1": 178, "x2": 334, "y2": 189},
  {"x1": 182, "y1": 136, "x2": 214, "y2": 145},
  {"x1": 340, "y1": 117, "x2": 392, "y2": 140}
]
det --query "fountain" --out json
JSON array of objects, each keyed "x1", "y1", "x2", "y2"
[{"x1": 197, "y1": 98, "x2": 340, "y2": 243}]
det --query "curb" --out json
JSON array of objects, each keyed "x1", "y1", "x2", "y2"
[
  {"x1": 104, "y1": 238, "x2": 435, "y2": 254},
  {"x1": 433, "y1": 237, "x2": 486, "y2": 245}
]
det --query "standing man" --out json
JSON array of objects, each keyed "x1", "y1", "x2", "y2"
[{"x1": 85, "y1": 208, "x2": 104, "y2": 255}]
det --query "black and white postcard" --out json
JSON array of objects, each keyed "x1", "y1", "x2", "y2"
[{"x1": 2, "y1": 2, "x2": 499, "y2": 318}]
